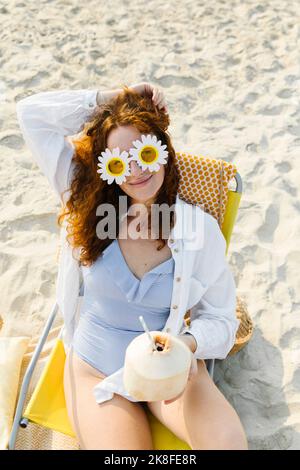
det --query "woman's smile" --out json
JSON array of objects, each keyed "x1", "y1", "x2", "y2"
[{"x1": 128, "y1": 174, "x2": 153, "y2": 186}]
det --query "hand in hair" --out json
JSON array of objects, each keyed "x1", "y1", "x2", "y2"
[{"x1": 129, "y1": 82, "x2": 168, "y2": 113}]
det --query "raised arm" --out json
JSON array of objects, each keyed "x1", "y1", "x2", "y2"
[
  {"x1": 16, "y1": 84, "x2": 167, "y2": 203},
  {"x1": 181, "y1": 214, "x2": 240, "y2": 360},
  {"x1": 16, "y1": 88, "x2": 103, "y2": 202}
]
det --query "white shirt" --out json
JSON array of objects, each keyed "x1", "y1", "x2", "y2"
[{"x1": 16, "y1": 89, "x2": 240, "y2": 404}]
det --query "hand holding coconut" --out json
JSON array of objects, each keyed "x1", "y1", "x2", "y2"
[
  {"x1": 163, "y1": 346, "x2": 198, "y2": 405},
  {"x1": 123, "y1": 316, "x2": 197, "y2": 403}
]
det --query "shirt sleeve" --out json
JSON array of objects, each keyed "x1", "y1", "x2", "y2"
[
  {"x1": 15, "y1": 88, "x2": 99, "y2": 202},
  {"x1": 182, "y1": 215, "x2": 240, "y2": 360}
]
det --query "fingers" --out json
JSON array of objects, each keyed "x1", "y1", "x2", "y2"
[
  {"x1": 152, "y1": 88, "x2": 161, "y2": 105},
  {"x1": 164, "y1": 359, "x2": 197, "y2": 404},
  {"x1": 152, "y1": 87, "x2": 168, "y2": 112},
  {"x1": 131, "y1": 82, "x2": 168, "y2": 112},
  {"x1": 188, "y1": 356, "x2": 198, "y2": 382}
]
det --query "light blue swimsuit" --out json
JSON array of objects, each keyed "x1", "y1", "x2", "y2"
[{"x1": 72, "y1": 239, "x2": 175, "y2": 377}]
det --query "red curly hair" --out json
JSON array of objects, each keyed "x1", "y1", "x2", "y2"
[{"x1": 57, "y1": 85, "x2": 180, "y2": 266}]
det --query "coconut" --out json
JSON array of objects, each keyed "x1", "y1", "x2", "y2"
[{"x1": 123, "y1": 331, "x2": 192, "y2": 402}]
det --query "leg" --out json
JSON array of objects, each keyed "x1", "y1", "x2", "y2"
[
  {"x1": 146, "y1": 359, "x2": 248, "y2": 450},
  {"x1": 64, "y1": 347, "x2": 153, "y2": 450}
]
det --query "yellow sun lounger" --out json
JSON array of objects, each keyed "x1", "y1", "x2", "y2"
[{"x1": 9, "y1": 154, "x2": 242, "y2": 450}]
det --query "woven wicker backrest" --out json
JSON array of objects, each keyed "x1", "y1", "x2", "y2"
[{"x1": 175, "y1": 152, "x2": 237, "y2": 228}]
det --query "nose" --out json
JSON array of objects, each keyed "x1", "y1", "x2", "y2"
[{"x1": 129, "y1": 160, "x2": 143, "y2": 177}]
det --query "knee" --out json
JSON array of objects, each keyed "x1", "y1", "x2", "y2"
[{"x1": 191, "y1": 424, "x2": 248, "y2": 451}]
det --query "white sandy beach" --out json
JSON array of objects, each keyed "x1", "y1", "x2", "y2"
[{"x1": 0, "y1": 0, "x2": 299, "y2": 449}]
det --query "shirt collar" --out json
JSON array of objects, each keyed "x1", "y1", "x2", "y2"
[
  {"x1": 168, "y1": 193, "x2": 205, "y2": 248},
  {"x1": 168, "y1": 193, "x2": 189, "y2": 242}
]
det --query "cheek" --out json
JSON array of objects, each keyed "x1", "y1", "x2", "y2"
[
  {"x1": 119, "y1": 182, "x2": 131, "y2": 196},
  {"x1": 154, "y1": 166, "x2": 165, "y2": 186}
]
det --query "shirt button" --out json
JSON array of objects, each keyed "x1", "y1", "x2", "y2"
[
  {"x1": 169, "y1": 238, "x2": 174, "y2": 244},
  {"x1": 172, "y1": 305, "x2": 178, "y2": 309},
  {"x1": 174, "y1": 248, "x2": 179, "y2": 253},
  {"x1": 89, "y1": 102, "x2": 94, "y2": 107},
  {"x1": 176, "y1": 277, "x2": 181, "y2": 282}
]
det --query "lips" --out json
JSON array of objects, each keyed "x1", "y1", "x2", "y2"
[{"x1": 129, "y1": 174, "x2": 152, "y2": 185}]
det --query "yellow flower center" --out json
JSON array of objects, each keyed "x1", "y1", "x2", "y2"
[
  {"x1": 140, "y1": 145, "x2": 159, "y2": 164},
  {"x1": 107, "y1": 158, "x2": 125, "y2": 176}
]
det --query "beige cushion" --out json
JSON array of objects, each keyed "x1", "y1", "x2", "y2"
[{"x1": 0, "y1": 337, "x2": 30, "y2": 449}]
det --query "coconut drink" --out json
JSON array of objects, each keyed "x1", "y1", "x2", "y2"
[{"x1": 123, "y1": 322, "x2": 192, "y2": 402}]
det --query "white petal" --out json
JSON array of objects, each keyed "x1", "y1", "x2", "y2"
[
  {"x1": 130, "y1": 140, "x2": 137, "y2": 148},
  {"x1": 129, "y1": 149, "x2": 138, "y2": 159},
  {"x1": 100, "y1": 172, "x2": 108, "y2": 181},
  {"x1": 151, "y1": 163, "x2": 160, "y2": 172},
  {"x1": 148, "y1": 135, "x2": 154, "y2": 143},
  {"x1": 116, "y1": 174, "x2": 126, "y2": 184},
  {"x1": 141, "y1": 163, "x2": 149, "y2": 171},
  {"x1": 102, "y1": 154, "x2": 112, "y2": 165},
  {"x1": 103, "y1": 149, "x2": 111, "y2": 158},
  {"x1": 120, "y1": 150, "x2": 129, "y2": 160}
]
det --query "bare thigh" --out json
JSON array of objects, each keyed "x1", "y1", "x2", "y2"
[
  {"x1": 146, "y1": 359, "x2": 248, "y2": 450},
  {"x1": 63, "y1": 347, "x2": 153, "y2": 450}
]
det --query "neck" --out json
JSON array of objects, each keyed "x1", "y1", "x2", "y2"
[{"x1": 130, "y1": 196, "x2": 155, "y2": 213}]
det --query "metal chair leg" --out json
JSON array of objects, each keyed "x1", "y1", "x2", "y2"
[
  {"x1": 8, "y1": 302, "x2": 59, "y2": 450},
  {"x1": 205, "y1": 358, "x2": 215, "y2": 379}
]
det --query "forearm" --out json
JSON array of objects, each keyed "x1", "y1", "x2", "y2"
[
  {"x1": 96, "y1": 88, "x2": 123, "y2": 106},
  {"x1": 16, "y1": 89, "x2": 98, "y2": 137},
  {"x1": 188, "y1": 315, "x2": 239, "y2": 360},
  {"x1": 16, "y1": 89, "x2": 98, "y2": 199}
]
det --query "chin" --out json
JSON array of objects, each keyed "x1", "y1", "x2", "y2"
[{"x1": 126, "y1": 185, "x2": 158, "y2": 202}]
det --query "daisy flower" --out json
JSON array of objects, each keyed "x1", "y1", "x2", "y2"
[
  {"x1": 97, "y1": 147, "x2": 131, "y2": 185},
  {"x1": 128, "y1": 134, "x2": 168, "y2": 172}
]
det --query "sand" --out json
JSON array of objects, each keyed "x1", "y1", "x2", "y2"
[{"x1": 0, "y1": 0, "x2": 299, "y2": 450}]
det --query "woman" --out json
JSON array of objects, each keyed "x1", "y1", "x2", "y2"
[{"x1": 16, "y1": 82, "x2": 248, "y2": 450}]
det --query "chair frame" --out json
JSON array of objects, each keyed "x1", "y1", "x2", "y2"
[{"x1": 8, "y1": 172, "x2": 242, "y2": 450}]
